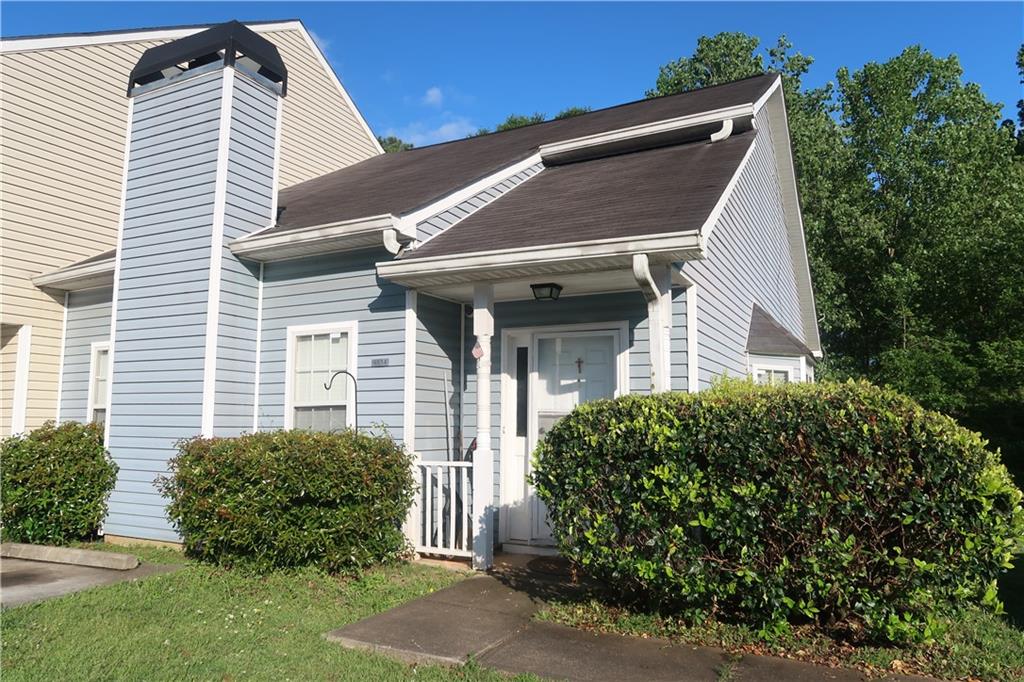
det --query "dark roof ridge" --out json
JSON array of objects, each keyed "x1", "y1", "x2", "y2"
[
  {"x1": 396, "y1": 72, "x2": 778, "y2": 154},
  {"x1": 1, "y1": 18, "x2": 300, "y2": 42}
]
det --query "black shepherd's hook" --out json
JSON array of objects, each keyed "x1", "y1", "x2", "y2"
[{"x1": 323, "y1": 370, "x2": 358, "y2": 429}]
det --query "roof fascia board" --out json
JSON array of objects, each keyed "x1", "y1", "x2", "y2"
[
  {"x1": 538, "y1": 104, "x2": 752, "y2": 162},
  {"x1": 396, "y1": 153, "x2": 543, "y2": 235},
  {"x1": 697, "y1": 139, "x2": 758, "y2": 250},
  {"x1": 33, "y1": 257, "x2": 116, "y2": 292},
  {"x1": 752, "y1": 74, "x2": 783, "y2": 115},
  {"x1": 230, "y1": 214, "x2": 406, "y2": 261},
  {"x1": 377, "y1": 230, "x2": 702, "y2": 283},
  {"x1": 0, "y1": 20, "x2": 302, "y2": 53},
  {"x1": 761, "y1": 83, "x2": 822, "y2": 353},
  {"x1": 292, "y1": 22, "x2": 383, "y2": 155}
]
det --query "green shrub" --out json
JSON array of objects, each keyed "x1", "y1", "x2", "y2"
[
  {"x1": 1, "y1": 420, "x2": 118, "y2": 544},
  {"x1": 531, "y1": 380, "x2": 1024, "y2": 643},
  {"x1": 159, "y1": 430, "x2": 415, "y2": 573}
]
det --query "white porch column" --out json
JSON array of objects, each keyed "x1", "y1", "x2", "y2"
[{"x1": 472, "y1": 283, "x2": 495, "y2": 570}]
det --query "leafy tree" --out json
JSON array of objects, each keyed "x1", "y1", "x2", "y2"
[
  {"x1": 472, "y1": 112, "x2": 547, "y2": 136},
  {"x1": 649, "y1": 34, "x2": 1024, "y2": 470},
  {"x1": 377, "y1": 135, "x2": 413, "y2": 153},
  {"x1": 554, "y1": 106, "x2": 592, "y2": 119}
]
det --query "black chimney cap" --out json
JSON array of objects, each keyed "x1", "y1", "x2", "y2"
[{"x1": 128, "y1": 20, "x2": 287, "y2": 96}]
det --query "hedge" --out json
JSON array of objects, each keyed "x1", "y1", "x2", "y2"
[
  {"x1": 531, "y1": 380, "x2": 1024, "y2": 643},
  {"x1": 159, "y1": 430, "x2": 415, "y2": 573},
  {"x1": 1, "y1": 420, "x2": 118, "y2": 544}
]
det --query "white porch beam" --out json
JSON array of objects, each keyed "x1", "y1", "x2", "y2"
[
  {"x1": 471, "y1": 283, "x2": 495, "y2": 570},
  {"x1": 632, "y1": 254, "x2": 672, "y2": 392}
]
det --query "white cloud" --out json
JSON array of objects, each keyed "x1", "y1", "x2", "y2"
[
  {"x1": 386, "y1": 116, "x2": 478, "y2": 147},
  {"x1": 421, "y1": 86, "x2": 444, "y2": 108}
]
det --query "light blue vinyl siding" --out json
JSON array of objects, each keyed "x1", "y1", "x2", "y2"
[
  {"x1": 213, "y1": 74, "x2": 277, "y2": 435},
  {"x1": 59, "y1": 287, "x2": 113, "y2": 423},
  {"x1": 461, "y1": 291, "x2": 652, "y2": 509},
  {"x1": 669, "y1": 288, "x2": 689, "y2": 392},
  {"x1": 106, "y1": 70, "x2": 224, "y2": 541},
  {"x1": 414, "y1": 294, "x2": 463, "y2": 462},
  {"x1": 415, "y1": 163, "x2": 543, "y2": 242},
  {"x1": 681, "y1": 108, "x2": 803, "y2": 388},
  {"x1": 256, "y1": 250, "x2": 407, "y2": 441}
]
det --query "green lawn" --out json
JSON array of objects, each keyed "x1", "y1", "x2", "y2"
[
  {"x1": 538, "y1": 599, "x2": 1024, "y2": 681},
  {"x1": 2, "y1": 544, "x2": 538, "y2": 681}
]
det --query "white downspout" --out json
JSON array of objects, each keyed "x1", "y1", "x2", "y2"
[{"x1": 632, "y1": 254, "x2": 671, "y2": 393}]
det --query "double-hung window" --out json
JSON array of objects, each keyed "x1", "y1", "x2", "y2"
[
  {"x1": 755, "y1": 367, "x2": 791, "y2": 385},
  {"x1": 286, "y1": 322, "x2": 358, "y2": 432},
  {"x1": 87, "y1": 342, "x2": 110, "y2": 425}
]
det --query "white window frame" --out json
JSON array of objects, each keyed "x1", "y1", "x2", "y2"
[
  {"x1": 748, "y1": 354, "x2": 802, "y2": 384},
  {"x1": 86, "y1": 341, "x2": 110, "y2": 425},
  {"x1": 283, "y1": 321, "x2": 359, "y2": 431}
]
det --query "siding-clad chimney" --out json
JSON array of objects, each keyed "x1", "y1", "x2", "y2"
[{"x1": 105, "y1": 22, "x2": 286, "y2": 541}]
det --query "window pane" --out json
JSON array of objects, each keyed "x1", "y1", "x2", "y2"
[
  {"x1": 330, "y1": 333, "x2": 348, "y2": 371},
  {"x1": 295, "y1": 406, "x2": 313, "y2": 430},
  {"x1": 296, "y1": 335, "x2": 312, "y2": 371},
  {"x1": 773, "y1": 370, "x2": 790, "y2": 384},
  {"x1": 311, "y1": 333, "x2": 330, "y2": 371},
  {"x1": 515, "y1": 346, "x2": 529, "y2": 437},
  {"x1": 92, "y1": 408, "x2": 106, "y2": 425},
  {"x1": 756, "y1": 370, "x2": 771, "y2": 385},
  {"x1": 329, "y1": 406, "x2": 348, "y2": 431}
]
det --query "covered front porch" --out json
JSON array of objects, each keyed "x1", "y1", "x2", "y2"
[{"x1": 397, "y1": 261, "x2": 696, "y2": 569}]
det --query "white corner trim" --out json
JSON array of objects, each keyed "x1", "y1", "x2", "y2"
[
  {"x1": 282, "y1": 320, "x2": 360, "y2": 430},
  {"x1": 403, "y1": 289, "x2": 418, "y2": 451},
  {"x1": 55, "y1": 291, "x2": 69, "y2": 422},
  {"x1": 200, "y1": 68, "x2": 236, "y2": 438},
  {"x1": 104, "y1": 94, "x2": 136, "y2": 445},
  {"x1": 397, "y1": 153, "x2": 543, "y2": 234},
  {"x1": 538, "y1": 104, "x2": 753, "y2": 162},
  {"x1": 269, "y1": 95, "x2": 285, "y2": 213},
  {"x1": 0, "y1": 20, "x2": 304, "y2": 54},
  {"x1": 10, "y1": 325, "x2": 32, "y2": 435},
  {"x1": 294, "y1": 24, "x2": 383, "y2": 155},
  {"x1": 697, "y1": 138, "x2": 758, "y2": 250},
  {"x1": 251, "y1": 262, "x2": 265, "y2": 433}
]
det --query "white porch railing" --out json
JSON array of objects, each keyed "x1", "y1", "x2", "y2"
[{"x1": 413, "y1": 460, "x2": 473, "y2": 558}]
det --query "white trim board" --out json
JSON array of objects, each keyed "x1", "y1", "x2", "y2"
[
  {"x1": 55, "y1": 292, "x2": 69, "y2": 422},
  {"x1": 200, "y1": 67, "x2": 236, "y2": 438},
  {"x1": 282, "y1": 320, "x2": 360, "y2": 431},
  {"x1": 103, "y1": 94, "x2": 136, "y2": 445},
  {"x1": 403, "y1": 289, "x2": 418, "y2": 448},
  {"x1": 10, "y1": 325, "x2": 32, "y2": 435},
  {"x1": 251, "y1": 262, "x2": 265, "y2": 433}
]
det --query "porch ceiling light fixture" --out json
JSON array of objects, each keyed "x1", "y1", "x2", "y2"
[{"x1": 530, "y1": 282, "x2": 563, "y2": 301}]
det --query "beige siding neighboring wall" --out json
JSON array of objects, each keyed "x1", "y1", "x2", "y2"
[{"x1": 0, "y1": 24, "x2": 380, "y2": 434}]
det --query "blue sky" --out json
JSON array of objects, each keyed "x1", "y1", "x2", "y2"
[{"x1": 4, "y1": 2, "x2": 1021, "y2": 146}]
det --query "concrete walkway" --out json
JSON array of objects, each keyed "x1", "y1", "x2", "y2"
[
  {"x1": 1, "y1": 557, "x2": 178, "y2": 608},
  {"x1": 327, "y1": 555, "x2": 925, "y2": 681}
]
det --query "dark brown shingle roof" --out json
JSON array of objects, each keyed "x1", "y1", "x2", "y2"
[
  {"x1": 270, "y1": 74, "x2": 778, "y2": 232},
  {"x1": 403, "y1": 130, "x2": 756, "y2": 260},
  {"x1": 746, "y1": 303, "x2": 815, "y2": 361}
]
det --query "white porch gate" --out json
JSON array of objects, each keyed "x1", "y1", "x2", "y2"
[{"x1": 412, "y1": 460, "x2": 473, "y2": 558}]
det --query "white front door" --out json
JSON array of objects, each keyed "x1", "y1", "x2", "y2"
[{"x1": 503, "y1": 329, "x2": 620, "y2": 546}]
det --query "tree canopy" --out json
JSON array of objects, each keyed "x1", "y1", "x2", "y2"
[
  {"x1": 377, "y1": 135, "x2": 413, "y2": 153},
  {"x1": 651, "y1": 33, "x2": 1024, "y2": 466}
]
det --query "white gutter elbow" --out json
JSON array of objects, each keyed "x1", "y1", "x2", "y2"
[
  {"x1": 631, "y1": 253, "x2": 659, "y2": 302},
  {"x1": 710, "y1": 118, "x2": 733, "y2": 142},
  {"x1": 382, "y1": 228, "x2": 404, "y2": 255}
]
